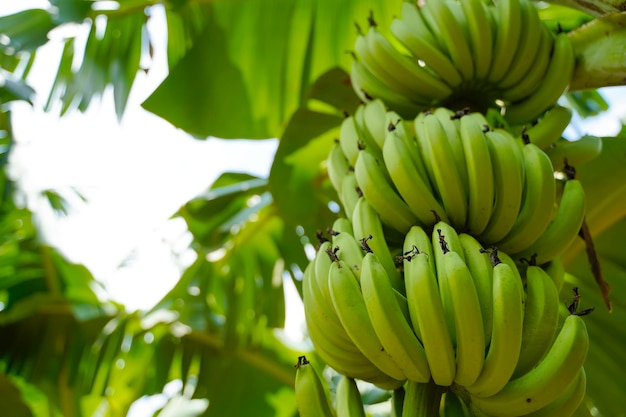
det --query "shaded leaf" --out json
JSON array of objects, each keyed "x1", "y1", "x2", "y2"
[{"x1": 143, "y1": 0, "x2": 403, "y2": 139}]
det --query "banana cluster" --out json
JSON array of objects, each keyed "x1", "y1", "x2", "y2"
[
  {"x1": 352, "y1": 0, "x2": 575, "y2": 124},
  {"x1": 300, "y1": 213, "x2": 590, "y2": 416},
  {"x1": 329, "y1": 100, "x2": 586, "y2": 267}
]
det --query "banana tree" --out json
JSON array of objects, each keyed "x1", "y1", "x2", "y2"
[{"x1": 1, "y1": 0, "x2": 626, "y2": 416}]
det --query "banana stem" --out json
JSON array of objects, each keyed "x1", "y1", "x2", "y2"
[{"x1": 402, "y1": 380, "x2": 445, "y2": 417}]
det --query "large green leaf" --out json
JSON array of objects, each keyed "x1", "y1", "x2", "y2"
[
  {"x1": 269, "y1": 67, "x2": 360, "y2": 241},
  {"x1": 143, "y1": 0, "x2": 402, "y2": 139}
]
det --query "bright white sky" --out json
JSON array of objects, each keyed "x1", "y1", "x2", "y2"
[{"x1": 2, "y1": 1, "x2": 626, "y2": 415}]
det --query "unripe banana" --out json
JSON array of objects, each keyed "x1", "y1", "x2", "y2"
[
  {"x1": 382, "y1": 127, "x2": 447, "y2": 227},
  {"x1": 339, "y1": 171, "x2": 361, "y2": 221},
  {"x1": 488, "y1": 0, "x2": 522, "y2": 83},
  {"x1": 327, "y1": 142, "x2": 351, "y2": 196},
  {"x1": 354, "y1": 149, "x2": 417, "y2": 233},
  {"x1": 521, "y1": 105, "x2": 573, "y2": 150},
  {"x1": 513, "y1": 265, "x2": 560, "y2": 378},
  {"x1": 433, "y1": 107, "x2": 468, "y2": 194},
  {"x1": 390, "y1": 10, "x2": 463, "y2": 88},
  {"x1": 522, "y1": 368, "x2": 586, "y2": 417},
  {"x1": 350, "y1": 60, "x2": 421, "y2": 119},
  {"x1": 459, "y1": 0, "x2": 492, "y2": 79},
  {"x1": 516, "y1": 178, "x2": 586, "y2": 265},
  {"x1": 501, "y1": 25, "x2": 554, "y2": 103},
  {"x1": 295, "y1": 356, "x2": 336, "y2": 417},
  {"x1": 496, "y1": 0, "x2": 544, "y2": 90},
  {"x1": 459, "y1": 113, "x2": 495, "y2": 235},
  {"x1": 458, "y1": 233, "x2": 494, "y2": 344},
  {"x1": 328, "y1": 260, "x2": 407, "y2": 381},
  {"x1": 331, "y1": 230, "x2": 364, "y2": 280},
  {"x1": 466, "y1": 259, "x2": 524, "y2": 397},
  {"x1": 479, "y1": 129, "x2": 524, "y2": 243},
  {"x1": 496, "y1": 142, "x2": 556, "y2": 255},
  {"x1": 505, "y1": 32, "x2": 575, "y2": 125},
  {"x1": 416, "y1": 114, "x2": 468, "y2": 230},
  {"x1": 339, "y1": 116, "x2": 362, "y2": 167},
  {"x1": 470, "y1": 313, "x2": 589, "y2": 417},
  {"x1": 361, "y1": 252, "x2": 431, "y2": 382},
  {"x1": 432, "y1": 221, "x2": 465, "y2": 347},
  {"x1": 442, "y1": 250, "x2": 485, "y2": 387},
  {"x1": 420, "y1": 0, "x2": 474, "y2": 80},
  {"x1": 336, "y1": 375, "x2": 366, "y2": 417},
  {"x1": 404, "y1": 248, "x2": 456, "y2": 387},
  {"x1": 351, "y1": 196, "x2": 402, "y2": 292},
  {"x1": 545, "y1": 135, "x2": 603, "y2": 168},
  {"x1": 360, "y1": 99, "x2": 388, "y2": 150},
  {"x1": 330, "y1": 217, "x2": 352, "y2": 235}
]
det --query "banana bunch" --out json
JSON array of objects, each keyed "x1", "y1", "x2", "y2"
[
  {"x1": 351, "y1": 0, "x2": 575, "y2": 124},
  {"x1": 301, "y1": 214, "x2": 589, "y2": 416},
  {"x1": 328, "y1": 102, "x2": 586, "y2": 266}
]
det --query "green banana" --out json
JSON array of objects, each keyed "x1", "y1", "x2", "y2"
[
  {"x1": 458, "y1": 233, "x2": 494, "y2": 344},
  {"x1": 544, "y1": 135, "x2": 603, "y2": 169},
  {"x1": 460, "y1": 113, "x2": 495, "y2": 235},
  {"x1": 361, "y1": 252, "x2": 431, "y2": 382},
  {"x1": 497, "y1": 0, "x2": 544, "y2": 90},
  {"x1": 314, "y1": 240, "x2": 334, "y2": 305},
  {"x1": 442, "y1": 250, "x2": 485, "y2": 387},
  {"x1": 432, "y1": 221, "x2": 465, "y2": 348},
  {"x1": 501, "y1": 25, "x2": 553, "y2": 103},
  {"x1": 404, "y1": 248, "x2": 456, "y2": 387},
  {"x1": 330, "y1": 217, "x2": 353, "y2": 235},
  {"x1": 350, "y1": 60, "x2": 422, "y2": 119},
  {"x1": 364, "y1": 26, "x2": 453, "y2": 101},
  {"x1": 361, "y1": 98, "x2": 388, "y2": 150},
  {"x1": 382, "y1": 127, "x2": 447, "y2": 228},
  {"x1": 466, "y1": 259, "x2": 524, "y2": 397},
  {"x1": 304, "y1": 262, "x2": 372, "y2": 372},
  {"x1": 339, "y1": 170, "x2": 361, "y2": 221},
  {"x1": 327, "y1": 142, "x2": 351, "y2": 196},
  {"x1": 521, "y1": 105, "x2": 573, "y2": 150},
  {"x1": 505, "y1": 32, "x2": 575, "y2": 125},
  {"x1": 336, "y1": 375, "x2": 366, "y2": 417},
  {"x1": 522, "y1": 368, "x2": 586, "y2": 417},
  {"x1": 295, "y1": 356, "x2": 336, "y2": 417},
  {"x1": 339, "y1": 115, "x2": 362, "y2": 167},
  {"x1": 433, "y1": 107, "x2": 469, "y2": 195},
  {"x1": 420, "y1": 0, "x2": 474, "y2": 80},
  {"x1": 470, "y1": 313, "x2": 589, "y2": 416},
  {"x1": 513, "y1": 265, "x2": 560, "y2": 378},
  {"x1": 351, "y1": 196, "x2": 402, "y2": 292},
  {"x1": 479, "y1": 129, "x2": 524, "y2": 244},
  {"x1": 354, "y1": 149, "x2": 417, "y2": 233},
  {"x1": 328, "y1": 259, "x2": 407, "y2": 381},
  {"x1": 331, "y1": 230, "x2": 365, "y2": 280},
  {"x1": 496, "y1": 142, "x2": 556, "y2": 255},
  {"x1": 516, "y1": 178, "x2": 586, "y2": 265},
  {"x1": 488, "y1": 0, "x2": 522, "y2": 83},
  {"x1": 390, "y1": 14, "x2": 463, "y2": 88},
  {"x1": 416, "y1": 114, "x2": 468, "y2": 230},
  {"x1": 460, "y1": 0, "x2": 493, "y2": 79}
]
